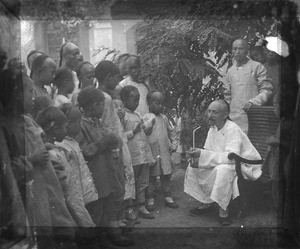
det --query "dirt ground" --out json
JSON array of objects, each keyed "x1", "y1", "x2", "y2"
[
  {"x1": 8, "y1": 153, "x2": 298, "y2": 249},
  {"x1": 120, "y1": 153, "x2": 298, "y2": 249},
  {"x1": 133, "y1": 153, "x2": 277, "y2": 228}
]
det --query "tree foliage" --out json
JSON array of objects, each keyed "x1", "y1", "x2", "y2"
[{"x1": 137, "y1": 0, "x2": 299, "y2": 148}]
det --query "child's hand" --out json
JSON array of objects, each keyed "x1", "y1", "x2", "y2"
[
  {"x1": 102, "y1": 133, "x2": 120, "y2": 150},
  {"x1": 44, "y1": 143, "x2": 56, "y2": 150},
  {"x1": 143, "y1": 114, "x2": 155, "y2": 129},
  {"x1": 110, "y1": 148, "x2": 120, "y2": 160},
  {"x1": 133, "y1": 122, "x2": 142, "y2": 134},
  {"x1": 82, "y1": 143, "x2": 98, "y2": 157},
  {"x1": 30, "y1": 148, "x2": 49, "y2": 167}
]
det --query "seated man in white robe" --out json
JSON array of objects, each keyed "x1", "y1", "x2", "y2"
[{"x1": 184, "y1": 99, "x2": 262, "y2": 226}]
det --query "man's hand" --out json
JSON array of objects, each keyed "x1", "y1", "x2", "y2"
[
  {"x1": 266, "y1": 135, "x2": 279, "y2": 146},
  {"x1": 243, "y1": 102, "x2": 253, "y2": 113},
  {"x1": 189, "y1": 158, "x2": 199, "y2": 168},
  {"x1": 186, "y1": 148, "x2": 201, "y2": 158}
]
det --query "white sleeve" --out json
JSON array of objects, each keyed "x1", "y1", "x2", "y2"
[
  {"x1": 249, "y1": 63, "x2": 273, "y2": 105},
  {"x1": 198, "y1": 128, "x2": 242, "y2": 168},
  {"x1": 223, "y1": 73, "x2": 232, "y2": 105}
]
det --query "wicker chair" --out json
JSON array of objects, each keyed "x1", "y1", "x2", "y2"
[
  {"x1": 228, "y1": 105, "x2": 280, "y2": 217},
  {"x1": 247, "y1": 106, "x2": 279, "y2": 159}
]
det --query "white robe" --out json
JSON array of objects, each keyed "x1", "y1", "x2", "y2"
[{"x1": 184, "y1": 120, "x2": 262, "y2": 210}]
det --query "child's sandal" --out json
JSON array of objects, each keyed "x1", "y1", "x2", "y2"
[
  {"x1": 118, "y1": 220, "x2": 126, "y2": 227},
  {"x1": 146, "y1": 199, "x2": 155, "y2": 212},
  {"x1": 165, "y1": 200, "x2": 179, "y2": 209},
  {"x1": 125, "y1": 208, "x2": 136, "y2": 220}
]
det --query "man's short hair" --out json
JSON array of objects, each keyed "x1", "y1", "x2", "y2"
[
  {"x1": 233, "y1": 39, "x2": 249, "y2": 49},
  {"x1": 211, "y1": 99, "x2": 231, "y2": 120}
]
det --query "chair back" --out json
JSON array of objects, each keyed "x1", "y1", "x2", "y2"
[{"x1": 247, "y1": 106, "x2": 279, "y2": 159}]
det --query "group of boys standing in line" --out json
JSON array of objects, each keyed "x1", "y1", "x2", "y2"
[{"x1": 0, "y1": 42, "x2": 180, "y2": 249}]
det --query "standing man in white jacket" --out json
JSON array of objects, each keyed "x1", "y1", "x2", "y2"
[{"x1": 223, "y1": 39, "x2": 273, "y2": 134}]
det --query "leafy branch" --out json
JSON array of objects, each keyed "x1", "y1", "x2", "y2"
[{"x1": 137, "y1": 0, "x2": 297, "y2": 148}]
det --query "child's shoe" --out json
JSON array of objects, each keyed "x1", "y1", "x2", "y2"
[
  {"x1": 138, "y1": 210, "x2": 155, "y2": 219},
  {"x1": 138, "y1": 205, "x2": 155, "y2": 219},
  {"x1": 165, "y1": 200, "x2": 179, "y2": 209},
  {"x1": 118, "y1": 220, "x2": 126, "y2": 227},
  {"x1": 165, "y1": 197, "x2": 179, "y2": 209},
  {"x1": 125, "y1": 208, "x2": 136, "y2": 220},
  {"x1": 146, "y1": 198, "x2": 155, "y2": 211},
  {"x1": 134, "y1": 216, "x2": 141, "y2": 224}
]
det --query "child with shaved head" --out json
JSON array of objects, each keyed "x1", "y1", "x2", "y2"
[
  {"x1": 145, "y1": 91, "x2": 179, "y2": 211},
  {"x1": 52, "y1": 67, "x2": 74, "y2": 107}
]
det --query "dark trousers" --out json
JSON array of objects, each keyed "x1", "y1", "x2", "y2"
[
  {"x1": 86, "y1": 193, "x2": 114, "y2": 227},
  {"x1": 113, "y1": 190, "x2": 125, "y2": 221},
  {"x1": 147, "y1": 174, "x2": 172, "y2": 199}
]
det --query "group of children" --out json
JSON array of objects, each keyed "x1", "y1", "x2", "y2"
[{"x1": 0, "y1": 47, "x2": 179, "y2": 248}]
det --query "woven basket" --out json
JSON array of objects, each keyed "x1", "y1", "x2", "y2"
[{"x1": 247, "y1": 106, "x2": 279, "y2": 159}]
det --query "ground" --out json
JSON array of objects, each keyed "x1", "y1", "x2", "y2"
[
  {"x1": 120, "y1": 153, "x2": 298, "y2": 249},
  {"x1": 8, "y1": 154, "x2": 298, "y2": 249}
]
